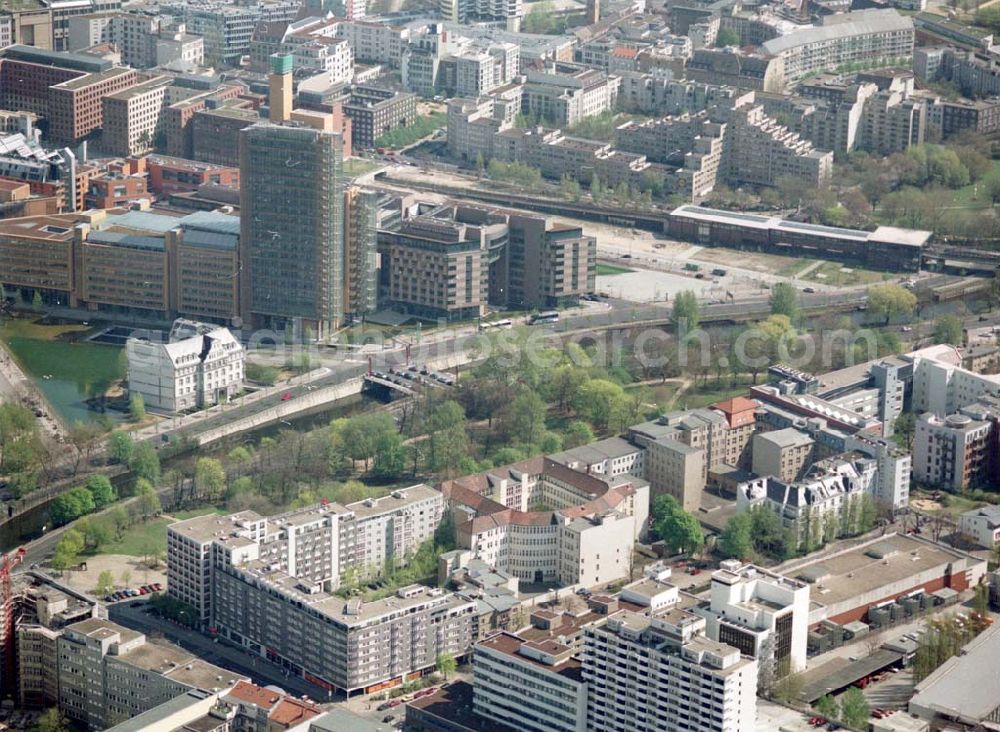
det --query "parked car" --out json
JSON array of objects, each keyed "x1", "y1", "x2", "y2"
[
  {"x1": 152, "y1": 583, "x2": 163, "y2": 591},
  {"x1": 280, "y1": 392, "x2": 293, "y2": 401},
  {"x1": 802, "y1": 286, "x2": 817, "y2": 293}
]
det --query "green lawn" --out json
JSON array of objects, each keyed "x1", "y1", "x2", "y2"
[
  {"x1": 679, "y1": 384, "x2": 750, "y2": 410},
  {"x1": 948, "y1": 161, "x2": 1000, "y2": 209},
  {"x1": 375, "y1": 113, "x2": 446, "y2": 149},
  {"x1": 776, "y1": 259, "x2": 817, "y2": 277},
  {"x1": 343, "y1": 157, "x2": 382, "y2": 178},
  {"x1": 803, "y1": 261, "x2": 893, "y2": 287},
  {"x1": 96, "y1": 518, "x2": 171, "y2": 557},
  {"x1": 596, "y1": 262, "x2": 635, "y2": 276}
]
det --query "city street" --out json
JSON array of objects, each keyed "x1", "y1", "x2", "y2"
[{"x1": 108, "y1": 599, "x2": 332, "y2": 702}]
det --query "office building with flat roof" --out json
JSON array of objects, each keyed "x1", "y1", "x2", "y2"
[
  {"x1": 239, "y1": 121, "x2": 346, "y2": 336},
  {"x1": 697, "y1": 560, "x2": 810, "y2": 679},
  {"x1": 473, "y1": 633, "x2": 586, "y2": 732},
  {"x1": 54, "y1": 618, "x2": 244, "y2": 729},
  {"x1": 377, "y1": 217, "x2": 488, "y2": 322}
]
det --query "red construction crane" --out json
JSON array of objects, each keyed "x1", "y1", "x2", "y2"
[{"x1": 1, "y1": 547, "x2": 26, "y2": 691}]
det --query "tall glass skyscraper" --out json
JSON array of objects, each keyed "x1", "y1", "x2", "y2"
[{"x1": 239, "y1": 122, "x2": 345, "y2": 338}]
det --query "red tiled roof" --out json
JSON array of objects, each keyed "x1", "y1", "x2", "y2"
[
  {"x1": 611, "y1": 46, "x2": 638, "y2": 58},
  {"x1": 224, "y1": 681, "x2": 281, "y2": 709},
  {"x1": 269, "y1": 698, "x2": 322, "y2": 727}
]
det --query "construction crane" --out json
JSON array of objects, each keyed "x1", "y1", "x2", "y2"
[{"x1": 1, "y1": 547, "x2": 26, "y2": 694}]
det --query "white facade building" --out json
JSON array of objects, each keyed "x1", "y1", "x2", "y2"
[
  {"x1": 697, "y1": 560, "x2": 810, "y2": 677},
  {"x1": 166, "y1": 485, "x2": 443, "y2": 628},
  {"x1": 127, "y1": 319, "x2": 244, "y2": 412},
  {"x1": 583, "y1": 608, "x2": 758, "y2": 732},
  {"x1": 911, "y1": 351, "x2": 1000, "y2": 416},
  {"x1": 549, "y1": 436, "x2": 645, "y2": 479},
  {"x1": 737, "y1": 456, "x2": 875, "y2": 549},
  {"x1": 443, "y1": 457, "x2": 648, "y2": 588},
  {"x1": 474, "y1": 633, "x2": 587, "y2": 732},
  {"x1": 959, "y1": 506, "x2": 1000, "y2": 549}
]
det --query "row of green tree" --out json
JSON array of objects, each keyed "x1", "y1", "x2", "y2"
[
  {"x1": 719, "y1": 494, "x2": 877, "y2": 562},
  {"x1": 50, "y1": 481, "x2": 161, "y2": 570},
  {"x1": 913, "y1": 609, "x2": 993, "y2": 682},
  {"x1": 375, "y1": 113, "x2": 446, "y2": 149}
]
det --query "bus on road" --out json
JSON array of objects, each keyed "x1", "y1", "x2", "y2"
[{"x1": 528, "y1": 311, "x2": 559, "y2": 325}]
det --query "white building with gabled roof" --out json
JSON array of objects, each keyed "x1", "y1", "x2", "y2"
[{"x1": 127, "y1": 318, "x2": 243, "y2": 412}]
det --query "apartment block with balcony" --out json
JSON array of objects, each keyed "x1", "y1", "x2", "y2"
[
  {"x1": 582, "y1": 608, "x2": 757, "y2": 732},
  {"x1": 474, "y1": 633, "x2": 587, "y2": 732},
  {"x1": 914, "y1": 412, "x2": 995, "y2": 491},
  {"x1": 761, "y1": 10, "x2": 914, "y2": 82},
  {"x1": 214, "y1": 578, "x2": 474, "y2": 695},
  {"x1": 166, "y1": 485, "x2": 444, "y2": 631},
  {"x1": 521, "y1": 68, "x2": 620, "y2": 126}
]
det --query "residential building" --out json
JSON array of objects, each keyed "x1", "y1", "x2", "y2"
[
  {"x1": 752, "y1": 428, "x2": 814, "y2": 482},
  {"x1": 504, "y1": 214, "x2": 596, "y2": 309},
  {"x1": 521, "y1": 68, "x2": 620, "y2": 126},
  {"x1": 343, "y1": 85, "x2": 417, "y2": 149},
  {"x1": 344, "y1": 185, "x2": 378, "y2": 319},
  {"x1": 104, "y1": 681, "x2": 324, "y2": 732},
  {"x1": 910, "y1": 347, "x2": 1000, "y2": 415},
  {"x1": 167, "y1": 485, "x2": 443, "y2": 628},
  {"x1": 334, "y1": 19, "x2": 412, "y2": 68},
  {"x1": 473, "y1": 633, "x2": 587, "y2": 732},
  {"x1": 684, "y1": 48, "x2": 785, "y2": 93},
  {"x1": 696, "y1": 560, "x2": 810, "y2": 679},
  {"x1": 126, "y1": 318, "x2": 244, "y2": 412},
  {"x1": 440, "y1": 457, "x2": 649, "y2": 587},
  {"x1": 959, "y1": 505, "x2": 1000, "y2": 549},
  {"x1": 56, "y1": 618, "x2": 244, "y2": 729},
  {"x1": 239, "y1": 120, "x2": 346, "y2": 337},
  {"x1": 439, "y1": 0, "x2": 523, "y2": 31},
  {"x1": 761, "y1": 10, "x2": 914, "y2": 81},
  {"x1": 582, "y1": 608, "x2": 758, "y2": 732},
  {"x1": 214, "y1": 579, "x2": 474, "y2": 695},
  {"x1": 913, "y1": 412, "x2": 994, "y2": 491},
  {"x1": 737, "y1": 456, "x2": 876, "y2": 551}
]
